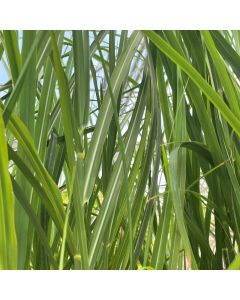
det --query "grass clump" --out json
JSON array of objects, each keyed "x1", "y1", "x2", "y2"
[{"x1": 0, "y1": 30, "x2": 240, "y2": 270}]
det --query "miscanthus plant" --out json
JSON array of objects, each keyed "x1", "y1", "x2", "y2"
[{"x1": 1, "y1": 30, "x2": 240, "y2": 270}]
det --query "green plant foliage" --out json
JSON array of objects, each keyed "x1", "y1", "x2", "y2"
[{"x1": 0, "y1": 30, "x2": 240, "y2": 269}]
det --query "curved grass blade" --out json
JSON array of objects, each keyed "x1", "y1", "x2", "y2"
[
  {"x1": 143, "y1": 30, "x2": 240, "y2": 138},
  {"x1": 0, "y1": 109, "x2": 17, "y2": 269}
]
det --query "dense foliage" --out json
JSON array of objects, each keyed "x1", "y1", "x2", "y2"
[{"x1": 1, "y1": 30, "x2": 240, "y2": 269}]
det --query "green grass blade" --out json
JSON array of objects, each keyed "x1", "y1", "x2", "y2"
[{"x1": 0, "y1": 109, "x2": 17, "y2": 269}]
